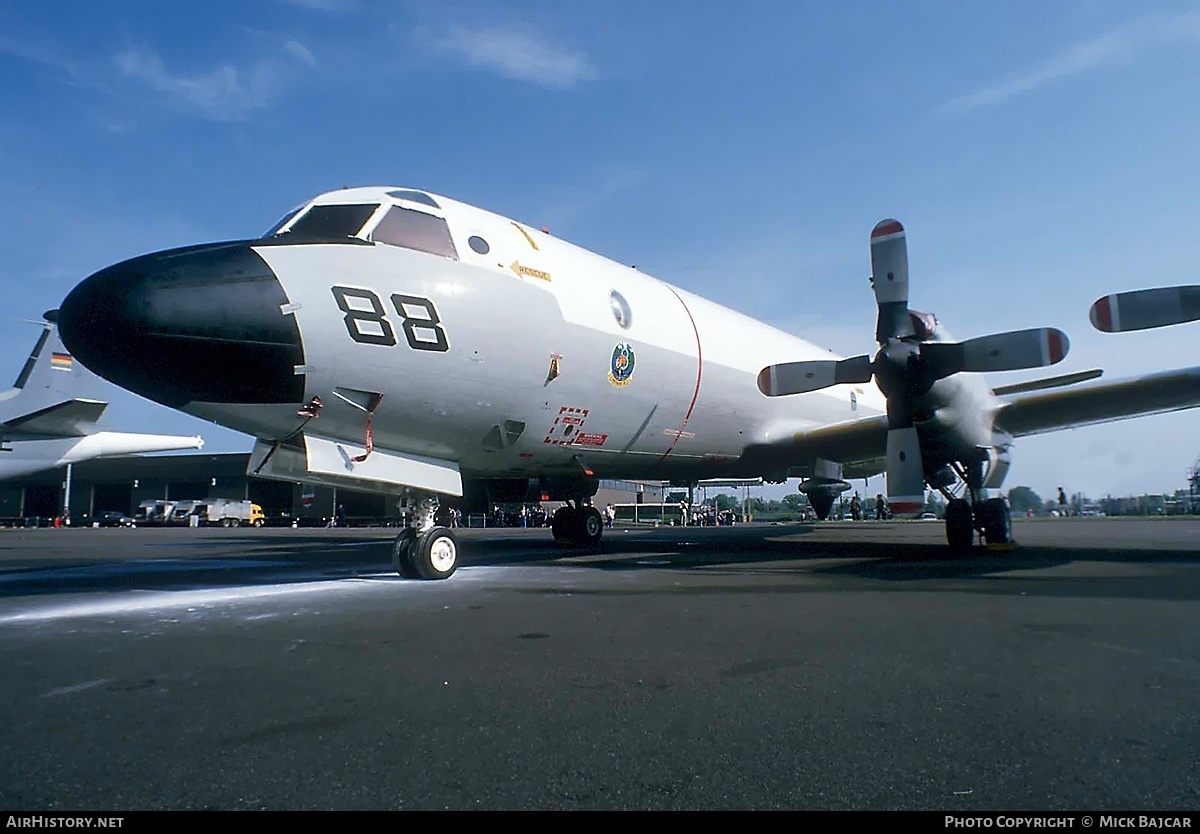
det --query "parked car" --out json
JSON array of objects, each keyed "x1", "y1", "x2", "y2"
[
  {"x1": 919, "y1": 512, "x2": 938, "y2": 521},
  {"x1": 95, "y1": 511, "x2": 135, "y2": 528}
]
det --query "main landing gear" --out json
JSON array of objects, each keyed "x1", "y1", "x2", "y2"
[
  {"x1": 550, "y1": 502, "x2": 604, "y2": 547},
  {"x1": 940, "y1": 461, "x2": 1014, "y2": 552},
  {"x1": 392, "y1": 493, "x2": 458, "y2": 580}
]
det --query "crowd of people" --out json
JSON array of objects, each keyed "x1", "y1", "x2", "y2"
[
  {"x1": 480, "y1": 502, "x2": 741, "y2": 528},
  {"x1": 677, "y1": 503, "x2": 738, "y2": 526},
  {"x1": 489, "y1": 505, "x2": 548, "y2": 528}
]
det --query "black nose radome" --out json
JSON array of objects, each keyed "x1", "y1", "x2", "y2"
[{"x1": 58, "y1": 242, "x2": 305, "y2": 408}]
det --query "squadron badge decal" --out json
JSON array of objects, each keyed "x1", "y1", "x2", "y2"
[{"x1": 608, "y1": 342, "x2": 636, "y2": 388}]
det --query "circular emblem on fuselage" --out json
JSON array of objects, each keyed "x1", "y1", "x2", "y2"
[
  {"x1": 608, "y1": 342, "x2": 636, "y2": 387},
  {"x1": 850, "y1": 391, "x2": 858, "y2": 411}
]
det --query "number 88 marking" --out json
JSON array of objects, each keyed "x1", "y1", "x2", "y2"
[
  {"x1": 331, "y1": 286, "x2": 449, "y2": 352},
  {"x1": 391, "y1": 293, "x2": 449, "y2": 352}
]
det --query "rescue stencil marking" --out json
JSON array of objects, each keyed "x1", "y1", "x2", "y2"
[{"x1": 510, "y1": 261, "x2": 552, "y2": 282}]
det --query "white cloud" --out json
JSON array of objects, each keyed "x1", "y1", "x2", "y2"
[
  {"x1": 424, "y1": 24, "x2": 597, "y2": 88},
  {"x1": 114, "y1": 37, "x2": 316, "y2": 121},
  {"x1": 283, "y1": 39, "x2": 317, "y2": 69},
  {"x1": 943, "y1": 11, "x2": 1200, "y2": 113},
  {"x1": 115, "y1": 45, "x2": 267, "y2": 120}
]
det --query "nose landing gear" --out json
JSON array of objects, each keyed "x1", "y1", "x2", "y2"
[{"x1": 392, "y1": 493, "x2": 459, "y2": 579}]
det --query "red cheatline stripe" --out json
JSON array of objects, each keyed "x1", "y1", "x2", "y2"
[
  {"x1": 888, "y1": 501, "x2": 924, "y2": 513},
  {"x1": 871, "y1": 220, "x2": 904, "y2": 239},
  {"x1": 657, "y1": 285, "x2": 703, "y2": 464},
  {"x1": 1090, "y1": 296, "x2": 1113, "y2": 332}
]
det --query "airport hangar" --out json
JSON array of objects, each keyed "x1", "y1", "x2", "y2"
[{"x1": 0, "y1": 452, "x2": 667, "y2": 524}]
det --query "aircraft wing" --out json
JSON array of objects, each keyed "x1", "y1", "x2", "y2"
[
  {"x1": 745, "y1": 365, "x2": 1200, "y2": 475},
  {"x1": 742, "y1": 414, "x2": 889, "y2": 477},
  {"x1": 785, "y1": 414, "x2": 890, "y2": 467},
  {"x1": 2, "y1": 398, "x2": 108, "y2": 437},
  {"x1": 994, "y1": 365, "x2": 1200, "y2": 437}
]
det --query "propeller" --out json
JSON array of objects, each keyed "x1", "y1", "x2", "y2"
[
  {"x1": 1089, "y1": 286, "x2": 1200, "y2": 332},
  {"x1": 758, "y1": 219, "x2": 1070, "y2": 517}
]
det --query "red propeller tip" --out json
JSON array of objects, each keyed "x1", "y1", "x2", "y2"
[
  {"x1": 871, "y1": 219, "x2": 904, "y2": 240},
  {"x1": 1046, "y1": 329, "x2": 1067, "y2": 364},
  {"x1": 1090, "y1": 296, "x2": 1115, "y2": 332},
  {"x1": 756, "y1": 367, "x2": 774, "y2": 396}
]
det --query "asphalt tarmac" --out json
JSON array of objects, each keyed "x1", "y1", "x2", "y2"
[{"x1": 1, "y1": 518, "x2": 1197, "y2": 810}]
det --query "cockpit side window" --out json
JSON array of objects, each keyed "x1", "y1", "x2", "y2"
[
  {"x1": 281, "y1": 204, "x2": 378, "y2": 239},
  {"x1": 262, "y1": 206, "x2": 304, "y2": 237},
  {"x1": 370, "y1": 206, "x2": 459, "y2": 260}
]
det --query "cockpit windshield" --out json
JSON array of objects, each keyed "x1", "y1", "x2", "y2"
[{"x1": 273, "y1": 204, "x2": 378, "y2": 239}]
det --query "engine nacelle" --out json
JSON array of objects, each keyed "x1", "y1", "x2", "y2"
[{"x1": 798, "y1": 478, "x2": 852, "y2": 520}]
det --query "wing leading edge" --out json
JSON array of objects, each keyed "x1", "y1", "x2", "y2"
[{"x1": 994, "y1": 365, "x2": 1200, "y2": 437}]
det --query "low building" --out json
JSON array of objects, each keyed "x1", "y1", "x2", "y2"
[{"x1": 0, "y1": 453, "x2": 663, "y2": 525}]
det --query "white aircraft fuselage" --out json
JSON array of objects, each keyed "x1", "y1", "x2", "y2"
[
  {"x1": 249, "y1": 190, "x2": 893, "y2": 481},
  {"x1": 53, "y1": 185, "x2": 1200, "y2": 573},
  {"x1": 64, "y1": 187, "x2": 979, "y2": 496}
]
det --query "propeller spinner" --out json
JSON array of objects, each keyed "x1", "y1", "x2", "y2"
[{"x1": 758, "y1": 219, "x2": 1069, "y2": 517}]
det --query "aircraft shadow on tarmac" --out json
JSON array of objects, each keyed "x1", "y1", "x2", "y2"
[
  {"x1": 1, "y1": 524, "x2": 1197, "y2": 603},
  {"x1": 471, "y1": 526, "x2": 1200, "y2": 601}
]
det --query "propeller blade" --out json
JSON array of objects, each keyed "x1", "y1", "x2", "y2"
[
  {"x1": 757, "y1": 355, "x2": 873, "y2": 397},
  {"x1": 885, "y1": 427, "x2": 926, "y2": 518},
  {"x1": 922, "y1": 327, "x2": 1069, "y2": 379},
  {"x1": 1089, "y1": 286, "x2": 1200, "y2": 332},
  {"x1": 870, "y1": 219, "x2": 913, "y2": 342}
]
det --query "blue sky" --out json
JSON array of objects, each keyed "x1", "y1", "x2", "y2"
[{"x1": 2, "y1": 0, "x2": 1199, "y2": 502}]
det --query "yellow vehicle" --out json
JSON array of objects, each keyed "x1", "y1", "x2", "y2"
[{"x1": 197, "y1": 500, "x2": 265, "y2": 527}]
